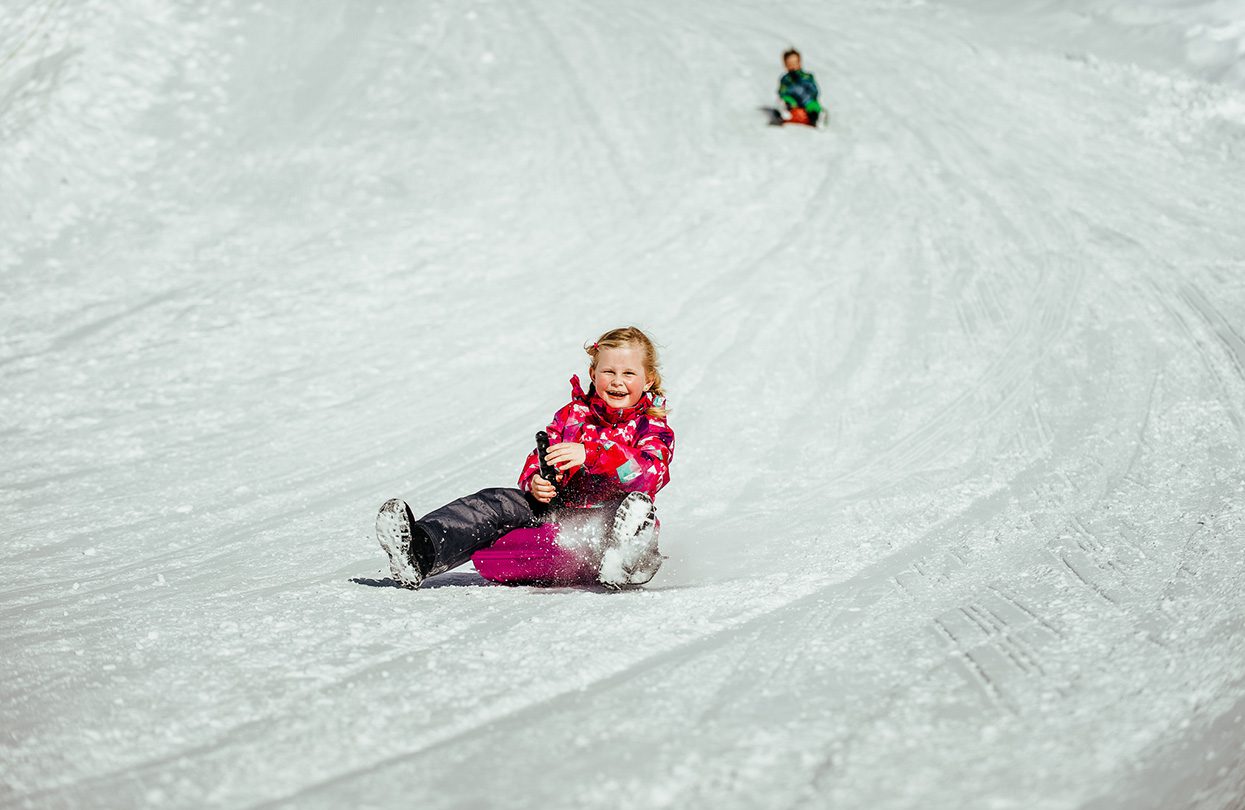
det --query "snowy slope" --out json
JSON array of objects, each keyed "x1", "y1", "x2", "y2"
[
  {"x1": 2, "y1": 0, "x2": 1244, "y2": 808},
  {"x1": 942, "y1": 0, "x2": 1245, "y2": 88}
]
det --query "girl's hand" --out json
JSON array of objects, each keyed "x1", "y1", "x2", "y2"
[
  {"x1": 530, "y1": 474, "x2": 559, "y2": 503},
  {"x1": 546, "y1": 442, "x2": 586, "y2": 472}
]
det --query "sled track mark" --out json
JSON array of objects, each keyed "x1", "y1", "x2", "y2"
[
  {"x1": 1117, "y1": 372, "x2": 1161, "y2": 490},
  {"x1": 0, "y1": 286, "x2": 187, "y2": 371},
  {"x1": 514, "y1": 0, "x2": 640, "y2": 209},
  {"x1": 958, "y1": 605, "x2": 1038, "y2": 676},
  {"x1": 1178, "y1": 281, "x2": 1245, "y2": 435},
  {"x1": 974, "y1": 603, "x2": 1047, "y2": 676},
  {"x1": 932, "y1": 616, "x2": 1012, "y2": 713},
  {"x1": 1150, "y1": 277, "x2": 1245, "y2": 435},
  {"x1": 931, "y1": 585, "x2": 1063, "y2": 710},
  {"x1": 985, "y1": 585, "x2": 1062, "y2": 637},
  {"x1": 1179, "y1": 283, "x2": 1245, "y2": 383},
  {"x1": 833, "y1": 250, "x2": 1084, "y2": 497},
  {"x1": 1029, "y1": 401, "x2": 1055, "y2": 456},
  {"x1": 1055, "y1": 547, "x2": 1120, "y2": 607},
  {"x1": 891, "y1": 546, "x2": 968, "y2": 601},
  {"x1": 1158, "y1": 522, "x2": 1212, "y2": 605},
  {"x1": 1070, "y1": 516, "x2": 1107, "y2": 556},
  {"x1": 0, "y1": 0, "x2": 55, "y2": 62},
  {"x1": 1045, "y1": 504, "x2": 1162, "y2": 610}
]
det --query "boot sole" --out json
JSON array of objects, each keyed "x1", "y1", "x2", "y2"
[
  {"x1": 376, "y1": 498, "x2": 424, "y2": 589},
  {"x1": 599, "y1": 492, "x2": 660, "y2": 588}
]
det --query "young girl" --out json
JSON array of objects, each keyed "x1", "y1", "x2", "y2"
[{"x1": 376, "y1": 326, "x2": 675, "y2": 589}]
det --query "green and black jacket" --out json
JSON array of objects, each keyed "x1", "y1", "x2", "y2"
[{"x1": 778, "y1": 69, "x2": 820, "y2": 110}]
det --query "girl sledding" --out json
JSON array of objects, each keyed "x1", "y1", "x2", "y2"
[{"x1": 375, "y1": 326, "x2": 675, "y2": 589}]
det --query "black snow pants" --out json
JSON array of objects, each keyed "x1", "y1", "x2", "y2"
[{"x1": 410, "y1": 488, "x2": 546, "y2": 578}]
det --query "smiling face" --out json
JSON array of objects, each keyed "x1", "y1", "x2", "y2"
[{"x1": 591, "y1": 344, "x2": 651, "y2": 410}]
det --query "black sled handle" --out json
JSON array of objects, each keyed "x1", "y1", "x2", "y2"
[{"x1": 535, "y1": 431, "x2": 560, "y2": 487}]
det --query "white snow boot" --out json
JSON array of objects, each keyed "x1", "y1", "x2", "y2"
[
  {"x1": 598, "y1": 492, "x2": 663, "y2": 588},
  {"x1": 376, "y1": 498, "x2": 426, "y2": 589}
]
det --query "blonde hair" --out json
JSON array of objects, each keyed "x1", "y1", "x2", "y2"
[{"x1": 585, "y1": 326, "x2": 668, "y2": 418}]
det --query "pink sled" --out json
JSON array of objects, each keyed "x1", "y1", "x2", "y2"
[{"x1": 471, "y1": 523, "x2": 598, "y2": 586}]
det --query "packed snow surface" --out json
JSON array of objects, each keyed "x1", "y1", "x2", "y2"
[{"x1": 3, "y1": 0, "x2": 1245, "y2": 808}]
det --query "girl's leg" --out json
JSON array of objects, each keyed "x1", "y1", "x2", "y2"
[{"x1": 412, "y1": 487, "x2": 545, "y2": 578}]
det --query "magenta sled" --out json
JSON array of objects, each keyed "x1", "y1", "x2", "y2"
[
  {"x1": 472, "y1": 513, "x2": 662, "y2": 587},
  {"x1": 471, "y1": 523, "x2": 599, "y2": 585}
]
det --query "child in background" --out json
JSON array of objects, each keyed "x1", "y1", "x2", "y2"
[
  {"x1": 376, "y1": 326, "x2": 675, "y2": 589},
  {"x1": 778, "y1": 48, "x2": 822, "y2": 126}
]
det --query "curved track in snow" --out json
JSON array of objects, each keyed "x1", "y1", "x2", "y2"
[{"x1": 2, "y1": 1, "x2": 1244, "y2": 808}]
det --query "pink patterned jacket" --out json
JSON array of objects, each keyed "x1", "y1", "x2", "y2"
[{"x1": 518, "y1": 376, "x2": 675, "y2": 507}]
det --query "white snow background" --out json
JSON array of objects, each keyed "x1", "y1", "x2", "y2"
[{"x1": 2, "y1": 0, "x2": 1244, "y2": 807}]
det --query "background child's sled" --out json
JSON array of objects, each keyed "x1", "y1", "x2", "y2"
[{"x1": 759, "y1": 105, "x2": 825, "y2": 128}]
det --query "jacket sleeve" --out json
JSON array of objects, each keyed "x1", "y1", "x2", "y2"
[
  {"x1": 778, "y1": 74, "x2": 797, "y2": 107},
  {"x1": 517, "y1": 403, "x2": 572, "y2": 492},
  {"x1": 580, "y1": 417, "x2": 675, "y2": 499}
]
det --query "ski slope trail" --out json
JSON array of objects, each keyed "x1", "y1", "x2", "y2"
[{"x1": 3, "y1": 0, "x2": 1244, "y2": 808}]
